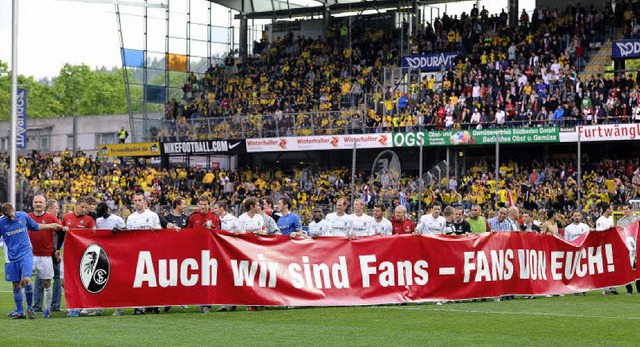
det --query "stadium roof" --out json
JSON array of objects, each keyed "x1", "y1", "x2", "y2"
[{"x1": 210, "y1": 0, "x2": 464, "y2": 20}]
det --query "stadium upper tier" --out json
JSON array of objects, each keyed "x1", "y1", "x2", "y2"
[{"x1": 155, "y1": 3, "x2": 640, "y2": 141}]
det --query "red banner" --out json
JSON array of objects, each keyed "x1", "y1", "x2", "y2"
[{"x1": 64, "y1": 224, "x2": 640, "y2": 309}]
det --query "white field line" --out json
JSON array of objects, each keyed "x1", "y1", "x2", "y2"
[{"x1": 369, "y1": 305, "x2": 640, "y2": 320}]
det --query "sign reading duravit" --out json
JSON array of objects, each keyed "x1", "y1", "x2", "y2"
[
  {"x1": 401, "y1": 52, "x2": 458, "y2": 71},
  {"x1": 16, "y1": 88, "x2": 27, "y2": 149},
  {"x1": 612, "y1": 39, "x2": 640, "y2": 59}
]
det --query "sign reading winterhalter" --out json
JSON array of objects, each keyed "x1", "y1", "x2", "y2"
[
  {"x1": 161, "y1": 140, "x2": 244, "y2": 155},
  {"x1": 16, "y1": 88, "x2": 27, "y2": 149},
  {"x1": 393, "y1": 127, "x2": 560, "y2": 147}
]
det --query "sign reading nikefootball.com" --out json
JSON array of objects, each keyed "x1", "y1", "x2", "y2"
[
  {"x1": 160, "y1": 140, "x2": 244, "y2": 155},
  {"x1": 63, "y1": 223, "x2": 639, "y2": 308},
  {"x1": 245, "y1": 134, "x2": 392, "y2": 152}
]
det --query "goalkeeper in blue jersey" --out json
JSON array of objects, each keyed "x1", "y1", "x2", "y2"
[{"x1": 0, "y1": 203, "x2": 61, "y2": 319}]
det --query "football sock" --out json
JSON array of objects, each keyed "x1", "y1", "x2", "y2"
[
  {"x1": 25, "y1": 284, "x2": 33, "y2": 310},
  {"x1": 45, "y1": 287, "x2": 53, "y2": 311},
  {"x1": 13, "y1": 287, "x2": 24, "y2": 314}
]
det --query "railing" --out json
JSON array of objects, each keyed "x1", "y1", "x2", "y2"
[{"x1": 149, "y1": 111, "x2": 637, "y2": 141}]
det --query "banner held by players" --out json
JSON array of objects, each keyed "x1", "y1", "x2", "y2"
[{"x1": 63, "y1": 224, "x2": 640, "y2": 309}]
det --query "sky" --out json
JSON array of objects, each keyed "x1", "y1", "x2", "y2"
[
  {"x1": 0, "y1": 0, "x2": 123, "y2": 78},
  {"x1": 0, "y1": 0, "x2": 534, "y2": 79}
]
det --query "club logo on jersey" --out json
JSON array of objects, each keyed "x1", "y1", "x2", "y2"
[{"x1": 80, "y1": 243, "x2": 111, "y2": 294}]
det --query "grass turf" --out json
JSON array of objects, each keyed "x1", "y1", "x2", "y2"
[{"x1": 1, "y1": 250, "x2": 640, "y2": 346}]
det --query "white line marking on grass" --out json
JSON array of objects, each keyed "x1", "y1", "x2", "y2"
[{"x1": 370, "y1": 306, "x2": 640, "y2": 320}]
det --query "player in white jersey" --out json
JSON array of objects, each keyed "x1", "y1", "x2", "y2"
[
  {"x1": 213, "y1": 201, "x2": 241, "y2": 233},
  {"x1": 595, "y1": 204, "x2": 615, "y2": 231},
  {"x1": 564, "y1": 211, "x2": 590, "y2": 242},
  {"x1": 96, "y1": 203, "x2": 126, "y2": 231},
  {"x1": 213, "y1": 201, "x2": 240, "y2": 312},
  {"x1": 120, "y1": 193, "x2": 161, "y2": 315},
  {"x1": 125, "y1": 193, "x2": 161, "y2": 230},
  {"x1": 371, "y1": 203, "x2": 392, "y2": 236},
  {"x1": 564, "y1": 210, "x2": 591, "y2": 297},
  {"x1": 349, "y1": 198, "x2": 375, "y2": 237},
  {"x1": 415, "y1": 201, "x2": 446, "y2": 235},
  {"x1": 238, "y1": 197, "x2": 267, "y2": 235},
  {"x1": 595, "y1": 204, "x2": 619, "y2": 295},
  {"x1": 325, "y1": 198, "x2": 352, "y2": 236},
  {"x1": 308, "y1": 207, "x2": 332, "y2": 238}
]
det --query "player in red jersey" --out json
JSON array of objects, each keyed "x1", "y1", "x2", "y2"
[
  {"x1": 60, "y1": 197, "x2": 96, "y2": 317},
  {"x1": 28, "y1": 195, "x2": 61, "y2": 318}
]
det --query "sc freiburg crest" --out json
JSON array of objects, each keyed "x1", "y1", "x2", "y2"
[{"x1": 80, "y1": 243, "x2": 111, "y2": 293}]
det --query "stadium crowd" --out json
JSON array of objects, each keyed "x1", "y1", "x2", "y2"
[
  {"x1": 2, "y1": 152, "x2": 639, "y2": 318},
  {"x1": 156, "y1": 2, "x2": 640, "y2": 142},
  {"x1": 4, "y1": 149, "x2": 640, "y2": 230}
]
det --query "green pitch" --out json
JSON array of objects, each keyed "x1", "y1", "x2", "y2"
[{"x1": 1, "y1": 249, "x2": 640, "y2": 346}]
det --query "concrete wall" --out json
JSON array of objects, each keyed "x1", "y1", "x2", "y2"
[{"x1": 0, "y1": 114, "x2": 132, "y2": 155}]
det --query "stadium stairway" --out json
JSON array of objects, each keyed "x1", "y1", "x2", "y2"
[{"x1": 579, "y1": 40, "x2": 613, "y2": 80}]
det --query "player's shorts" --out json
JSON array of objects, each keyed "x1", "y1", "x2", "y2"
[
  {"x1": 5, "y1": 255, "x2": 34, "y2": 283},
  {"x1": 33, "y1": 256, "x2": 54, "y2": 280}
]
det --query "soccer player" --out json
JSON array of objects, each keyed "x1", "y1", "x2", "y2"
[
  {"x1": 596, "y1": 204, "x2": 619, "y2": 295},
  {"x1": 256, "y1": 202, "x2": 280, "y2": 235},
  {"x1": 61, "y1": 197, "x2": 97, "y2": 317},
  {"x1": 564, "y1": 210, "x2": 590, "y2": 297},
  {"x1": 415, "y1": 201, "x2": 446, "y2": 235},
  {"x1": 371, "y1": 203, "x2": 392, "y2": 236},
  {"x1": 451, "y1": 206, "x2": 472, "y2": 235},
  {"x1": 126, "y1": 193, "x2": 161, "y2": 231},
  {"x1": 188, "y1": 195, "x2": 221, "y2": 231},
  {"x1": 1, "y1": 203, "x2": 61, "y2": 319},
  {"x1": 123, "y1": 193, "x2": 161, "y2": 315},
  {"x1": 564, "y1": 211, "x2": 590, "y2": 242},
  {"x1": 349, "y1": 198, "x2": 374, "y2": 238},
  {"x1": 325, "y1": 198, "x2": 352, "y2": 236},
  {"x1": 163, "y1": 196, "x2": 189, "y2": 230},
  {"x1": 308, "y1": 207, "x2": 332, "y2": 238},
  {"x1": 238, "y1": 197, "x2": 267, "y2": 235},
  {"x1": 28, "y1": 195, "x2": 61, "y2": 318},
  {"x1": 617, "y1": 203, "x2": 640, "y2": 294},
  {"x1": 391, "y1": 205, "x2": 415, "y2": 235},
  {"x1": 276, "y1": 196, "x2": 304, "y2": 238},
  {"x1": 213, "y1": 201, "x2": 242, "y2": 312},
  {"x1": 47, "y1": 200, "x2": 64, "y2": 312}
]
